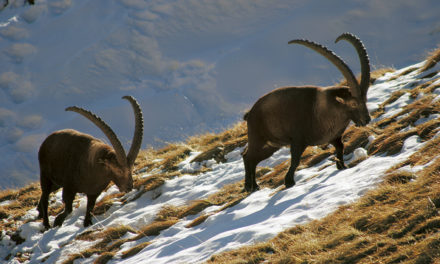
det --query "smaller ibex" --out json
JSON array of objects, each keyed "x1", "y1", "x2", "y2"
[
  {"x1": 37, "y1": 96, "x2": 143, "y2": 228},
  {"x1": 243, "y1": 33, "x2": 371, "y2": 192}
]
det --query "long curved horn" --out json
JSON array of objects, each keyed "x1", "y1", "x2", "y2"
[
  {"x1": 66, "y1": 106, "x2": 127, "y2": 167},
  {"x1": 288, "y1": 38, "x2": 361, "y2": 99},
  {"x1": 122, "y1": 95, "x2": 144, "y2": 167},
  {"x1": 335, "y1": 33, "x2": 370, "y2": 99}
]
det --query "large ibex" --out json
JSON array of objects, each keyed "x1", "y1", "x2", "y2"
[
  {"x1": 242, "y1": 33, "x2": 371, "y2": 192},
  {"x1": 37, "y1": 96, "x2": 143, "y2": 228}
]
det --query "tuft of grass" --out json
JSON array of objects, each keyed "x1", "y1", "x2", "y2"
[
  {"x1": 190, "y1": 137, "x2": 247, "y2": 164},
  {"x1": 368, "y1": 128, "x2": 418, "y2": 156},
  {"x1": 64, "y1": 225, "x2": 136, "y2": 264},
  {"x1": 371, "y1": 90, "x2": 408, "y2": 119},
  {"x1": 409, "y1": 77, "x2": 440, "y2": 98},
  {"x1": 186, "y1": 122, "x2": 247, "y2": 151},
  {"x1": 154, "y1": 205, "x2": 180, "y2": 221},
  {"x1": 388, "y1": 66, "x2": 419, "y2": 81},
  {"x1": 76, "y1": 225, "x2": 136, "y2": 242},
  {"x1": 186, "y1": 214, "x2": 211, "y2": 228},
  {"x1": 337, "y1": 68, "x2": 395, "y2": 87},
  {"x1": 342, "y1": 126, "x2": 376, "y2": 154},
  {"x1": 159, "y1": 144, "x2": 193, "y2": 171},
  {"x1": 133, "y1": 219, "x2": 179, "y2": 241},
  {"x1": 419, "y1": 46, "x2": 440, "y2": 72},
  {"x1": 120, "y1": 242, "x2": 152, "y2": 259},
  {"x1": 93, "y1": 193, "x2": 125, "y2": 216},
  {"x1": 0, "y1": 182, "x2": 45, "y2": 239},
  {"x1": 370, "y1": 67, "x2": 396, "y2": 83},
  {"x1": 93, "y1": 252, "x2": 115, "y2": 264},
  {"x1": 177, "y1": 200, "x2": 212, "y2": 218}
]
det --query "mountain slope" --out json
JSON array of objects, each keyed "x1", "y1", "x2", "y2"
[
  {"x1": 0, "y1": 55, "x2": 440, "y2": 263},
  {"x1": 1, "y1": 0, "x2": 440, "y2": 190}
]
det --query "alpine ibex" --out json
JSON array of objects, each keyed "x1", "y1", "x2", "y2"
[
  {"x1": 37, "y1": 96, "x2": 144, "y2": 228},
  {"x1": 242, "y1": 33, "x2": 371, "y2": 192}
]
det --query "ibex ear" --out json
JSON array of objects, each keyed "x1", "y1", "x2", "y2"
[
  {"x1": 331, "y1": 86, "x2": 352, "y2": 105},
  {"x1": 97, "y1": 152, "x2": 116, "y2": 165},
  {"x1": 335, "y1": 96, "x2": 346, "y2": 104}
]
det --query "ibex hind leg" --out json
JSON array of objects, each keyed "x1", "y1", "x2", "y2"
[
  {"x1": 38, "y1": 172, "x2": 53, "y2": 229},
  {"x1": 243, "y1": 144, "x2": 278, "y2": 192},
  {"x1": 284, "y1": 144, "x2": 306, "y2": 188},
  {"x1": 54, "y1": 189, "x2": 76, "y2": 227}
]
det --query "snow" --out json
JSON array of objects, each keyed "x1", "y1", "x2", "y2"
[
  {"x1": 1, "y1": 0, "x2": 440, "y2": 263},
  {"x1": 1, "y1": 58, "x2": 439, "y2": 263},
  {"x1": 1, "y1": 0, "x2": 440, "y2": 189}
]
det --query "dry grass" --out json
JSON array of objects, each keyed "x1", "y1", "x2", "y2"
[
  {"x1": 368, "y1": 93, "x2": 440, "y2": 157},
  {"x1": 120, "y1": 242, "x2": 152, "y2": 259},
  {"x1": 155, "y1": 144, "x2": 193, "y2": 171},
  {"x1": 207, "y1": 156, "x2": 440, "y2": 264},
  {"x1": 389, "y1": 66, "x2": 419, "y2": 80},
  {"x1": 410, "y1": 77, "x2": 440, "y2": 98},
  {"x1": 177, "y1": 200, "x2": 212, "y2": 218},
  {"x1": 337, "y1": 68, "x2": 395, "y2": 87},
  {"x1": 419, "y1": 46, "x2": 440, "y2": 72},
  {"x1": 0, "y1": 183, "x2": 44, "y2": 239},
  {"x1": 133, "y1": 219, "x2": 179, "y2": 241},
  {"x1": 63, "y1": 225, "x2": 136, "y2": 264},
  {"x1": 66, "y1": 199, "x2": 212, "y2": 262},
  {"x1": 205, "y1": 63, "x2": 440, "y2": 263},
  {"x1": 368, "y1": 128, "x2": 418, "y2": 156},
  {"x1": 186, "y1": 122, "x2": 247, "y2": 151},
  {"x1": 38, "y1": 123, "x2": 249, "y2": 262},
  {"x1": 371, "y1": 90, "x2": 408, "y2": 119},
  {"x1": 93, "y1": 192, "x2": 125, "y2": 216},
  {"x1": 391, "y1": 136, "x2": 440, "y2": 170},
  {"x1": 4, "y1": 63, "x2": 440, "y2": 263},
  {"x1": 370, "y1": 67, "x2": 395, "y2": 83}
]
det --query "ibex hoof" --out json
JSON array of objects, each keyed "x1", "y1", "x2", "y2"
[
  {"x1": 83, "y1": 219, "x2": 93, "y2": 227},
  {"x1": 336, "y1": 161, "x2": 347, "y2": 170},
  {"x1": 54, "y1": 217, "x2": 64, "y2": 227},
  {"x1": 43, "y1": 222, "x2": 51, "y2": 229},
  {"x1": 284, "y1": 181, "x2": 296, "y2": 189},
  {"x1": 242, "y1": 184, "x2": 260, "y2": 193}
]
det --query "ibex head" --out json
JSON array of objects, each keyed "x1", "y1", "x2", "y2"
[
  {"x1": 289, "y1": 32, "x2": 371, "y2": 127},
  {"x1": 66, "y1": 95, "x2": 144, "y2": 192}
]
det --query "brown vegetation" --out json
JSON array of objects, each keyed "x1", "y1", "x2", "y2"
[
  {"x1": 207, "y1": 156, "x2": 440, "y2": 264},
  {"x1": 420, "y1": 46, "x2": 440, "y2": 72},
  {"x1": 2, "y1": 54, "x2": 440, "y2": 263}
]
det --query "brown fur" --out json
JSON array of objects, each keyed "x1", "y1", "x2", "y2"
[
  {"x1": 242, "y1": 34, "x2": 371, "y2": 192},
  {"x1": 37, "y1": 96, "x2": 143, "y2": 228}
]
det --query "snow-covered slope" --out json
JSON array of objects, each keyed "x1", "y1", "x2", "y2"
[
  {"x1": 1, "y1": 59, "x2": 439, "y2": 263},
  {"x1": 1, "y1": 0, "x2": 440, "y2": 189}
]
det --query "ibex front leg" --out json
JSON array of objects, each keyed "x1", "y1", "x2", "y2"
[
  {"x1": 84, "y1": 194, "x2": 98, "y2": 227},
  {"x1": 331, "y1": 137, "x2": 347, "y2": 170}
]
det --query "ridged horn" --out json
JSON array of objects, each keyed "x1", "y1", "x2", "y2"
[
  {"x1": 288, "y1": 38, "x2": 361, "y2": 99},
  {"x1": 122, "y1": 95, "x2": 144, "y2": 167},
  {"x1": 335, "y1": 33, "x2": 370, "y2": 100},
  {"x1": 66, "y1": 106, "x2": 127, "y2": 167}
]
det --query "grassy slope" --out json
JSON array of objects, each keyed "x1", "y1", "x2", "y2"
[
  {"x1": 207, "y1": 49, "x2": 440, "y2": 264},
  {"x1": 0, "y1": 49, "x2": 439, "y2": 263}
]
